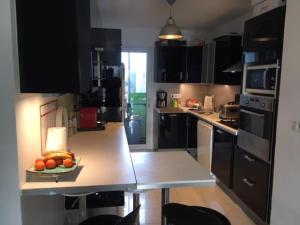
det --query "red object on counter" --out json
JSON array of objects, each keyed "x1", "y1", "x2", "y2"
[{"x1": 80, "y1": 107, "x2": 98, "y2": 128}]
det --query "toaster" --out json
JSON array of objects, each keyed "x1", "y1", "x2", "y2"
[{"x1": 219, "y1": 104, "x2": 240, "y2": 120}]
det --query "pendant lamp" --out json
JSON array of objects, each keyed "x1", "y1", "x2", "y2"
[{"x1": 159, "y1": 0, "x2": 183, "y2": 40}]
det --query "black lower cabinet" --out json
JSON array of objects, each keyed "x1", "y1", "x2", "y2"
[
  {"x1": 233, "y1": 147, "x2": 270, "y2": 221},
  {"x1": 187, "y1": 114, "x2": 198, "y2": 148},
  {"x1": 156, "y1": 113, "x2": 187, "y2": 149},
  {"x1": 211, "y1": 127, "x2": 235, "y2": 187},
  {"x1": 86, "y1": 191, "x2": 124, "y2": 208},
  {"x1": 186, "y1": 114, "x2": 198, "y2": 158}
]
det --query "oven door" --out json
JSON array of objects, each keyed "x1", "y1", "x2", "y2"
[
  {"x1": 239, "y1": 107, "x2": 273, "y2": 139},
  {"x1": 238, "y1": 107, "x2": 273, "y2": 162}
]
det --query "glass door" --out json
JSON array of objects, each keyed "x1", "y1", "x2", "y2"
[{"x1": 122, "y1": 51, "x2": 148, "y2": 145}]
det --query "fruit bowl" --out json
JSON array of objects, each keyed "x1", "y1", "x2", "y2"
[{"x1": 27, "y1": 157, "x2": 81, "y2": 175}]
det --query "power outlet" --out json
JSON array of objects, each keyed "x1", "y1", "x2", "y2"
[{"x1": 293, "y1": 121, "x2": 300, "y2": 132}]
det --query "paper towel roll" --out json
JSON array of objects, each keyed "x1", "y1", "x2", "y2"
[
  {"x1": 203, "y1": 96, "x2": 214, "y2": 111},
  {"x1": 45, "y1": 127, "x2": 67, "y2": 151}
]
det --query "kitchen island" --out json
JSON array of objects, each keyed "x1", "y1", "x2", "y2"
[
  {"x1": 21, "y1": 123, "x2": 216, "y2": 225},
  {"x1": 21, "y1": 123, "x2": 136, "y2": 195}
]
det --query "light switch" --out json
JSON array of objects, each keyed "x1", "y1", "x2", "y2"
[{"x1": 293, "y1": 121, "x2": 300, "y2": 132}]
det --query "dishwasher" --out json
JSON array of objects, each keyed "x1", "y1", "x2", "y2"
[{"x1": 197, "y1": 120, "x2": 213, "y2": 172}]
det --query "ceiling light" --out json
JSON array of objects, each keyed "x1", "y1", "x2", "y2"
[{"x1": 159, "y1": 0, "x2": 183, "y2": 40}]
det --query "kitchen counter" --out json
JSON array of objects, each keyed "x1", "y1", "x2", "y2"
[
  {"x1": 132, "y1": 151, "x2": 215, "y2": 190},
  {"x1": 181, "y1": 107, "x2": 238, "y2": 135},
  {"x1": 155, "y1": 107, "x2": 238, "y2": 135},
  {"x1": 21, "y1": 123, "x2": 136, "y2": 195},
  {"x1": 154, "y1": 107, "x2": 186, "y2": 114}
]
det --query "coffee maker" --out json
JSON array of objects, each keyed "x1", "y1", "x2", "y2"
[{"x1": 156, "y1": 90, "x2": 167, "y2": 108}]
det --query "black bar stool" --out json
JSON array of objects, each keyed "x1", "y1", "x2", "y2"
[
  {"x1": 163, "y1": 203, "x2": 231, "y2": 225},
  {"x1": 79, "y1": 205, "x2": 140, "y2": 225}
]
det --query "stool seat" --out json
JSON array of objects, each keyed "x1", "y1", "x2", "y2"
[
  {"x1": 163, "y1": 203, "x2": 231, "y2": 225},
  {"x1": 79, "y1": 214, "x2": 122, "y2": 225},
  {"x1": 79, "y1": 205, "x2": 140, "y2": 225}
]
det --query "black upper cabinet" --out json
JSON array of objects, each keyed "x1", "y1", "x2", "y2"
[
  {"x1": 155, "y1": 43, "x2": 204, "y2": 83},
  {"x1": 213, "y1": 35, "x2": 242, "y2": 85},
  {"x1": 90, "y1": 28, "x2": 122, "y2": 66},
  {"x1": 186, "y1": 46, "x2": 203, "y2": 83},
  {"x1": 243, "y1": 6, "x2": 286, "y2": 64},
  {"x1": 16, "y1": 0, "x2": 91, "y2": 93},
  {"x1": 243, "y1": 6, "x2": 285, "y2": 52},
  {"x1": 155, "y1": 45, "x2": 187, "y2": 83}
]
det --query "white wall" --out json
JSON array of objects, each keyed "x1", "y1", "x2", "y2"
[
  {"x1": 0, "y1": 0, "x2": 22, "y2": 224},
  {"x1": 271, "y1": 1, "x2": 300, "y2": 225},
  {"x1": 206, "y1": 12, "x2": 252, "y2": 41}
]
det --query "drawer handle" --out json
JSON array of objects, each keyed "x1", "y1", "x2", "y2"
[
  {"x1": 244, "y1": 155, "x2": 255, "y2": 162},
  {"x1": 243, "y1": 178, "x2": 255, "y2": 187},
  {"x1": 216, "y1": 129, "x2": 223, "y2": 134}
]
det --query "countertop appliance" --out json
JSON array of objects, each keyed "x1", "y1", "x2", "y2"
[
  {"x1": 219, "y1": 104, "x2": 240, "y2": 120},
  {"x1": 242, "y1": 61, "x2": 280, "y2": 97},
  {"x1": 156, "y1": 90, "x2": 167, "y2": 108},
  {"x1": 197, "y1": 120, "x2": 213, "y2": 172}
]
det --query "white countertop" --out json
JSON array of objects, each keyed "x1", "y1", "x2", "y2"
[
  {"x1": 131, "y1": 151, "x2": 215, "y2": 190},
  {"x1": 155, "y1": 107, "x2": 238, "y2": 135},
  {"x1": 21, "y1": 124, "x2": 217, "y2": 196},
  {"x1": 21, "y1": 123, "x2": 136, "y2": 195}
]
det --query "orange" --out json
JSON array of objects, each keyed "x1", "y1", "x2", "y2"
[{"x1": 63, "y1": 158, "x2": 74, "y2": 168}]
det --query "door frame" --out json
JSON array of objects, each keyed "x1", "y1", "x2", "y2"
[{"x1": 122, "y1": 47, "x2": 154, "y2": 150}]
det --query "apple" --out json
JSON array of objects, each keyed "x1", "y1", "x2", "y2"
[{"x1": 55, "y1": 158, "x2": 63, "y2": 166}]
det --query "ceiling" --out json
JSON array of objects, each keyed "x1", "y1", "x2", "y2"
[{"x1": 97, "y1": 0, "x2": 252, "y2": 30}]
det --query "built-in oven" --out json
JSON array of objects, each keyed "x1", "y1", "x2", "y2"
[
  {"x1": 237, "y1": 94, "x2": 275, "y2": 162},
  {"x1": 242, "y1": 62, "x2": 280, "y2": 97}
]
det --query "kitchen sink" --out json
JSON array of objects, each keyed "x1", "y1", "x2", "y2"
[{"x1": 189, "y1": 108, "x2": 213, "y2": 115}]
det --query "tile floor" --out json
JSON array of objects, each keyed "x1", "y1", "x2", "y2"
[{"x1": 121, "y1": 186, "x2": 256, "y2": 225}]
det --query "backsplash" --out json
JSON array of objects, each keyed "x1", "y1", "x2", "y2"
[
  {"x1": 179, "y1": 83, "x2": 208, "y2": 106},
  {"x1": 153, "y1": 83, "x2": 240, "y2": 109},
  {"x1": 153, "y1": 83, "x2": 208, "y2": 107},
  {"x1": 206, "y1": 85, "x2": 241, "y2": 110}
]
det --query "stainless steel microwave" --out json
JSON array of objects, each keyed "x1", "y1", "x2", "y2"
[{"x1": 242, "y1": 62, "x2": 280, "y2": 96}]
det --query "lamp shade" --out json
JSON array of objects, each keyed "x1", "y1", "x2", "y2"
[
  {"x1": 159, "y1": 17, "x2": 183, "y2": 40},
  {"x1": 45, "y1": 127, "x2": 67, "y2": 151}
]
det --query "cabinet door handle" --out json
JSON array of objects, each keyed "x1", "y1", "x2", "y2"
[
  {"x1": 216, "y1": 129, "x2": 223, "y2": 134},
  {"x1": 240, "y1": 109, "x2": 264, "y2": 117},
  {"x1": 243, "y1": 178, "x2": 255, "y2": 187},
  {"x1": 186, "y1": 72, "x2": 189, "y2": 81},
  {"x1": 180, "y1": 72, "x2": 183, "y2": 81},
  {"x1": 244, "y1": 154, "x2": 255, "y2": 162}
]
